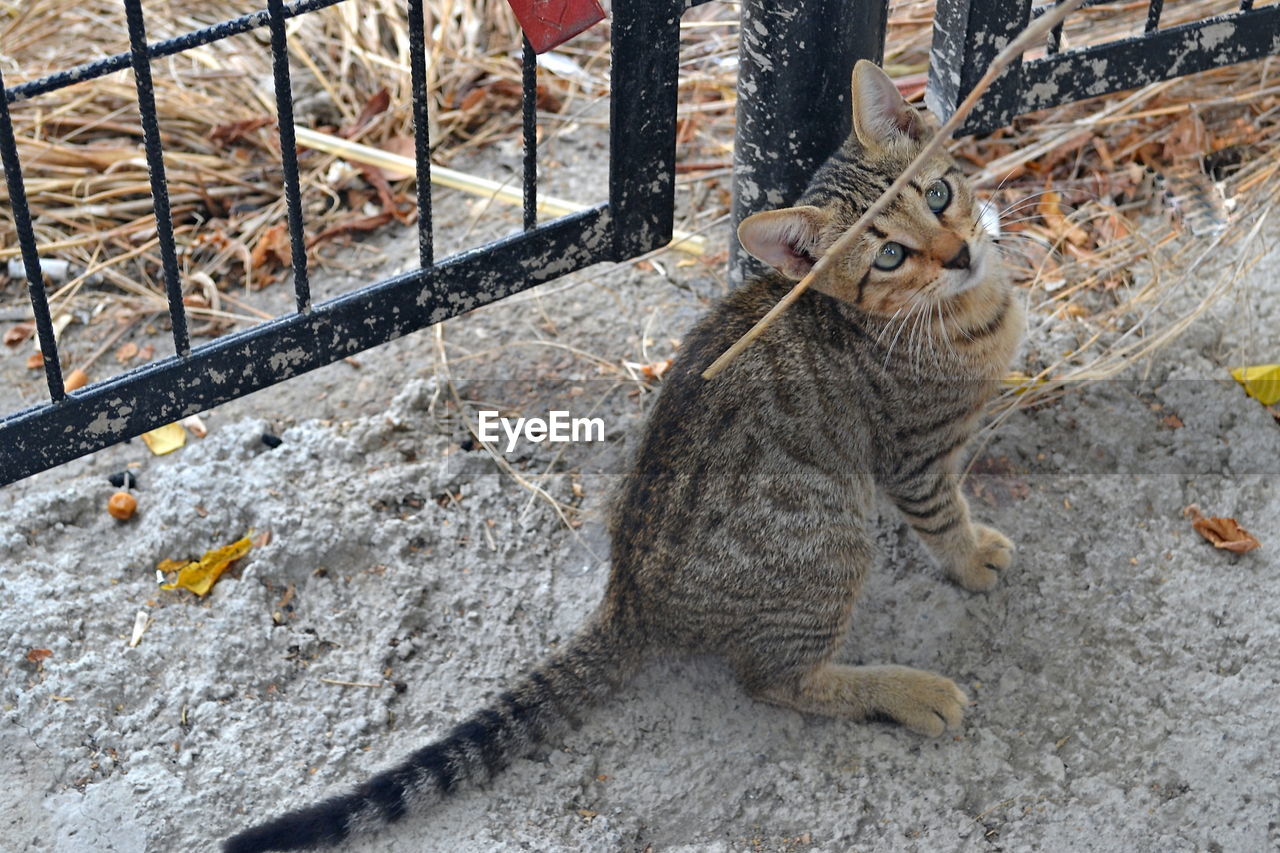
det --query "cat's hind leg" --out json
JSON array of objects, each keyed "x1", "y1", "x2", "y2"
[{"x1": 747, "y1": 663, "x2": 967, "y2": 737}]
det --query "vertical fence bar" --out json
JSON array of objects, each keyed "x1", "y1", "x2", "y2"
[
  {"x1": 1049, "y1": 0, "x2": 1066, "y2": 54},
  {"x1": 123, "y1": 0, "x2": 190, "y2": 357},
  {"x1": 0, "y1": 70, "x2": 66, "y2": 400},
  {"x1": 607, "y1": 0, "x2": 681, "y2": 260},
  {"x1": 267, "y1": 0, "x2": 311, "y2": 312},
  {"x1": 521, "y1": 36, "x2": 538, "y2": 232},
  {"x1": 1146, "y1": 0, "x2": 1164, "y2": 32},
  {"x1": 730, "y1": 0, "x2": 890, "y2": 284},
  {"x1": 927, "y1": 0, "x2": 1032, "y2": 134},
  {"x1": 407, "y1": 0, "x2": 434, "y2": 268}
]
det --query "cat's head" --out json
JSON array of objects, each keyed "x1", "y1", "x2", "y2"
[{"x1": 738, "y1": 60, "x2": 998, "y2": 315}]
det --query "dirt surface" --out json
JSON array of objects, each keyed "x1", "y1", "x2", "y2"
[{"x1": 3, "y1": 87, "x2": 1279, "y2": 853}]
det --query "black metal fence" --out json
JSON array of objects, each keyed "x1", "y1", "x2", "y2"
[
  {"x1": 0, "y1": 0, "x2": 701, "y2": 486},
  {"x1": 929, "y1": 0, "x2": 1280, "y2": 134},
  {"x1": 4, "y1": 0, "x2": 1280, "y2": 487}
]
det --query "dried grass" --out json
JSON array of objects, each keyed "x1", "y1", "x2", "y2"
[
  {"x1": 1, "y1": 0, "x2": 1277, "y2": 402},
  {"x1": 886, "y1": 0, "x2": 1280, "y2": 410},
  {"x1": 0, "y1": 0, "x2": 573, "y2": 332}
]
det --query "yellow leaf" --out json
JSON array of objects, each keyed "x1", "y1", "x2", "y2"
[
  {"x1": 160, "y1": 536, "x2": 252, "y2": 596},
  {"x1": 1002, "y1": 371, "x2": 1047, "y2": 394},
  {"x1": 141, "y1": 422, "x2": 187, "y2": 455},
  {"x1": 1230, "y1": 364, "x2": 1280, "y2": 406}
]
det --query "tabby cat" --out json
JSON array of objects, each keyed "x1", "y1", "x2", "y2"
[{"x1": 225, "y1": 60, "x2": 1022, "y2": 852}]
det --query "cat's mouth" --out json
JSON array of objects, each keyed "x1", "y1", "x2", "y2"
[{"x1": 943, "y1": 251, "x2": 987, "y2": 297}]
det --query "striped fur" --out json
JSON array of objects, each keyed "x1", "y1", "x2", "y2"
[{"x1": 225, "y1": 61, "x2": 1021, "y2": 851}]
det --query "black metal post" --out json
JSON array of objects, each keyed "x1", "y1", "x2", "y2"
[
  {"x1": 608, "y1": 0, "x2": 682, "y2": 260},
  {"x1": 729, "y1": 0, "x2": 889, "y2": 285},
  {"x1": 926, "y1": 0, "x2": 1032, "y2": 134},
  {"x1": 267, "y1": 0, "x2": 312, "y2": 313},
  {"x1": 521, "y1": 36, "x2": 538, "y2": 231}
]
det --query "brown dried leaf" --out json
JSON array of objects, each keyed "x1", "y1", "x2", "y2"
[
  {"x1": 251, "y1": 224, "x2": 291, "y2": 270},
  {"x1": 1162, "y1": 111, "x2": 1210, "y2": 160},
  {"x1": 26, "y1": 648, "x2": 53, "y2": 664},
  {"x1": 1183, "y1": 505, "x2": 1260, "y2": 555},
  {"x1": 115, "y1": 341, "x2": 139, "y2": 363},
  {"x1": 1037, "y1": 131, "x2": 1090, "y2": 173},
  {"x1": 4, "y1": 322, "x2": 33, "y2": 347},
  {"x1": 1037, "y1": 191, "x2": 1089, "y2": 246},
  {"x1": 454, "y1": 79, "x2": 563, "y2": 132},
  {"x1": 640, "y1": 358, "x2": 672, "y2": 382},
  {"x1": 375, "y1": 135, "x2": 417, "y2": 182},
  {"x1": 340, "y1": 88, "x2": 391, "y2": 138},
  {"x1": 306, "y1": 212, "x2": 394, "y2": 250},
  {"x1": 26, "y1": 352, "x2": 43, "y2": 369},
  {"x1": 210, "y1": 116, "x2": 273, "y2": 146},
  {"x1": 356, "y1": 162, "x2": 400, "y2": 216}
]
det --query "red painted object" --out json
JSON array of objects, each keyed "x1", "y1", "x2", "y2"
[{"x1": 505, "y1": 0, "x2": 606, "y2": 53}]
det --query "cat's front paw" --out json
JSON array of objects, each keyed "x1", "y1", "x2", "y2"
[
  {"x1": 950, "y1": 524, "x2": 1014, "y2": 592},
  {"x1": 875, "y1": 667, "x2": 968, "y2": 737}
]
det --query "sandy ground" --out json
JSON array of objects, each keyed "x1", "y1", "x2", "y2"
[{"x1": 2, "y1": 92, "x2": 1279, "y2": 853}]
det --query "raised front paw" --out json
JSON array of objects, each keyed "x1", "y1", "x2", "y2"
[{"x1": 950, "y1": 524, "x2": 1014, "y2": 592}]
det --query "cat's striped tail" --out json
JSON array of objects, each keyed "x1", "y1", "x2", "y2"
[{"x1": 223, "y1": 618, "x2": 631, "y2": 853}]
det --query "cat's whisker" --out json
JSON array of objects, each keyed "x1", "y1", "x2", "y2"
[
  {"x1": 885, "y1": 290, "x2": 932, "y2": 369},
  {"x1": 997, "y1": 214, "x2": 1060, "y2": 228},
  {"x1": 907, "y1": 295, "x2": 934, "y2": 371},
  {"x1": 976, "y1": 172, "x2": 1025, "y2": 227},
  {"x1": 993, "y1": 229, "x2": 1054, "y2": 243},
  {"x1": 926, "y1": 299, "x2": 949, "y2": 373},
  {"x1": 999, "y1": 187, "x2": 1099, "y2": 219},
  {"x1": 936, "y1": 301, "x2": 961, "y2": 363},
  {"x1": 998, "y1": 189, "x2": 1063, "y2": 215},
  {"x1": 992, "y1": 235, "x2": 1057, "y2": 256},
  {"x1": 876, "y1": 303, "x2": 910, "y2": 346},
  {"x1": 883, "y1": 300, "x2": 922, "y2": 368}
]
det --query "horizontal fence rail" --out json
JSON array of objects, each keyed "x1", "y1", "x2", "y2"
[
  {"x1": 0, "y1": 0, "x2": 706, "y2": 486},
  {"x1": 928, "y1": 0, "x2": 1280, "y2": 134}
]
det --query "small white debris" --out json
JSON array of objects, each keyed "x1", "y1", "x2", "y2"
[
  {"x1": 181, "y1": 415, "x2": 208, "y2": 438},
  {"x1": 128, "y1": 610, "x2": 151, "y2": 648}
]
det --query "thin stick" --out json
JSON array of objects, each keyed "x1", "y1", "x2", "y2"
[
  {"x1": 319, "y1": 677, "x2": 389, "y2": 689},
  {"x1": 72, "y1": 315, "x2": 142, "y2": 375},
  {"x1": 702, "y1": 0, "x2": 1088, "y2": 380},
  {"x1": 294, "y1": 126, "x2": 708, "y2": 256}
]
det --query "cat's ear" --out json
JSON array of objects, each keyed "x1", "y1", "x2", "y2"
[
  {"x1": 737, "y1": 206, "x2": 829, "y2": 280},
  {"x1": 850, "y1": 59, "x2": 926, "y2": 151}
]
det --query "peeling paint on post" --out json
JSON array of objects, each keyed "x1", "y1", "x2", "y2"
[
  {"x1": 926, "y1": 0, "x2": 1031, "y2": 137},
  {"x1": 730, "y1": 0, "x2": 890, "y2": 285}
]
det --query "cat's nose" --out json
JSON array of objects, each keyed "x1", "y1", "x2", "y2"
[{"x1": 942, "y1": 243, "x2": 970, "y2": 270}]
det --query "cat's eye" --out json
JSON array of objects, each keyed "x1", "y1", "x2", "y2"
[
  {"x1": 873, "y1": 241, "x2": 906, "y2": 271},
  {"x1": 925, "y1": 179, "x2": 952, "y2": 214}
]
